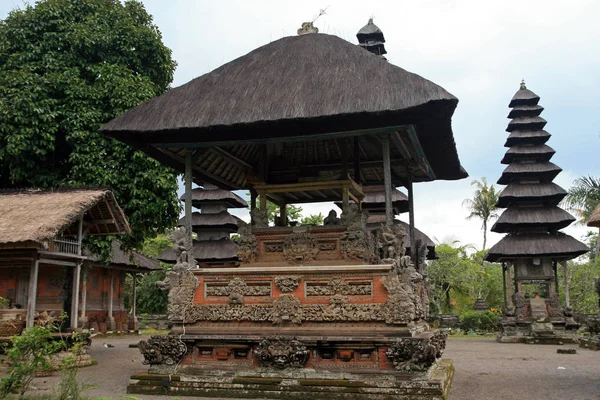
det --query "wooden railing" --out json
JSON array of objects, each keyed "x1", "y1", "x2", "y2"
[{"x1": 50, "y1": 237, "x2": 81, "y2": 255}]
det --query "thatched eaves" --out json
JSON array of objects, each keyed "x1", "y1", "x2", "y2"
[
  {"x1": 335, "y1": 185, "x2": 409, "y2": 214},
  {"x1": 485, "y1": 232, "x2": 588, "y2": 262},
  {"x1": 498, "y1": 161, "x2": 561, "y2": 185},
  {"x1": 0, "y1": 189, "x2": 130, "y2": 246},
  {"x1": 497, "y1": 183, "x2": 567, "y2": 208},
  {"x1": 501, "y1": 144, "x2": 555, "y2": 164},
  {"x1": 507, "y1": 104, "x2": 544, "y2": 119},
  {"x1": 508, "y1": 88, "x2": 540, "y2": 107},
  {"x1": 506, "y1": 116, "x2": 547, "y2": 132},
  {"x1": 504, "y1": 130, "x2": 551, "y2": 147},
  {"x1": 491, "y1": 207, "x2": 575, "y2": 233},
  {"x1": 587, "y1": 204, "x2": 600, "y2": 228},
  {"x1": 181, "y1": 188, "x2": 247, "y2": 209},
  {"x1": 157, "y1": 238, "x2": 238, "y2": 263},
  {"x1": 177, "y1": 211, "x2": 245, "y2": 233}
]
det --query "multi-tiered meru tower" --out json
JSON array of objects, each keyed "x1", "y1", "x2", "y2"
[{"x1": 486, "y1": 81, "x2": 588, "y2": 343}]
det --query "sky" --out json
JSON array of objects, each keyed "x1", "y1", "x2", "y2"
[{"x1": 1, "y1": 0, "x2": 598, "y2": 250}]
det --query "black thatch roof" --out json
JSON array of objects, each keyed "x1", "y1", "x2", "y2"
[
  {"x1": 485, "y1": 232, "x2": 588, "y2": 262},
  {"x1": 177, "y1": 211, "x2": 244, "y2": 233},
  {"x1": 507, "y1": 104, "x2": 544, "y2": 119},
  {"x1": 182, "y1": 188, "x2": 247, "y2": 209},
  {"x1": 508, "y1": 87, "x2": 540, "y2": 107},
  {"x1": 506, "y1": 116, "x2": 547, "y2": 132},
  {"x1": 588, "y1": 204, "x2": 600, "y2": 228},
  {"x1": 86, "y1": 241, "x2": 161, "y2": 271},
  {"x1": 504, "y1": 130, "x2": 551, "y2": 147},
  {"x1": 501, "y1": 144, "x2": 555, "y2": 164},
  {"x1": 498, "y1": 161, "x2": 561, "y2": 184},
  {"x1": 101, "y1": 33, "x2": 467, "y2": 188},
  {"x1": 157, "y1": 238, "x2": 238, "y2": 263},
  {"x1": 334, "y1": 185, "x2": 409, "y2": 214},
  {"x1": 497, "y1": 183, "x2": 567, "y2": 208},
  {"x1": 357, "y1": 18, "x2": 386, "y2": 56},
  {"x1": 491, "y1": 207, "x2": 575, "y2": 233}
]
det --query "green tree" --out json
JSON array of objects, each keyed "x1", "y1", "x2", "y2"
[
  {"x1": 0, "y1": 0, "x2": 180, "y2": 251},
  {"x1": 564, "y1": 175, "x2": 600, "y2": 224},
  {"x1": 462, "y1": 178, "x2": 499, "y2": 250},
  {"x1": 263, "y1": 197, "x2": 302, "y2": 225},
  {"x1": 300, "y1": 212, "x2": 324, "y2": 226}
]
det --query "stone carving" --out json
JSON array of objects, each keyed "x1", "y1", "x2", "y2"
[
  {"x1": 563, "y1": 307, "x2": 579, "y2": 330},
  {"x1": 323, "y1": 209, "x2": 341, "y2": 225},
  {"x1": 250, "y1": 208, "x2": 269, "y2": 228},
  {"x1": 270, "y1": 294, "x2": 303, "y2": 324},
  {"x1": 138, "y1": 335, "x2": 187, "y2": 366},
  {"x1": 547, "y1": 292, "x2": 562, "y2": 318},
  {"x1": 318, "y1": 242, "x2": 336, "y2": 251},
  {"x1": 254, "y1": 336, "x2": 309, "y2": 369},
  {"x1": 416, "y1": 238, "x2": 428, "y2": 274},
  {"x1": 275, "y1": 276, "x2": 301, "y2": 293},
  {"x1": 385, "y1": 330, "x2": 447, "y2": 372},
  {"x1": 283, "y1": 232, "x2": 319, "y2": 265},
  {"x1": 205, "y1": 278, "x2": 271, "y2": 303},
  {"x1": 266, "y1": 244, "x2": 283, "y2": 252},
  {"x1": 237, "y1": 227, "x2": 258, "y2": 264},
  {"x1": 305, "y1": 277, "x2": 372, "y2": 296},
  {"x1": 170, "y1": 227, "x2": 195, "y2": 269},
  {"x1": 512, "y1": 292, "x2": 526, "y2": 320},
  {"x1": 340, "y1": 203, "x2": 367, "y2": 230},
  {"x1": 297, "y1": 21, "x2": 319, "y2": 35},
  {"x1": 376, "y1": 224, "x2": 406, "y2": 261}
]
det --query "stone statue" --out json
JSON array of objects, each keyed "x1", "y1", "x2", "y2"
[
  {"x1": 323, "y1": 209, "x2": 340, "y2": 225},
  {"x1": 250, "y1": 207, "x2": 269, "y2": 228},
  {"x1": 377, "y1": 224, "x2": 406, "y2": 260},
  {"x1": 170, "y1": 227, "x2": 194, "y2": 270},
  {"x1": 254, "y1": 336, "x2": 309, "y2": 369},
  {"x1": 512, "y1": 291, "x2": 526, "y2": 321}
]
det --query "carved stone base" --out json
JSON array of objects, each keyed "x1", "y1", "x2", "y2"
[
  {"x1": 579, "y1": 336, "x2": 600, "y2": 351},
  {"x1": 128, "y1": 359, "x2": 454, "y2": 400},
  {"x1": 496, "y1": 322, "x2": 579, "y2": 344}
]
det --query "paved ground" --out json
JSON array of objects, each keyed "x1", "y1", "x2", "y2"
[{"x1": 3, "y1": 334, "x2": 600, "y2": 399}]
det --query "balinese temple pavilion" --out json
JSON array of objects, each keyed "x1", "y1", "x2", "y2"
[
  {"x1": 158, "y1": 184, "x2": 246, "y2": 267},
  {"x1": 486, "y1": 81, "x2": 588, "y2": 344},
  {"x1": 102, "y1": 19, "x2": 466, "y2": 400}
]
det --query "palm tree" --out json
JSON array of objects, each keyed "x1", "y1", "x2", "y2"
[
  {"x1": 462, "y1": 178, "x2": 499, "y2": 250},
  {"x1": 564, "y1": 175, "x2": 600, "y2": 224}
]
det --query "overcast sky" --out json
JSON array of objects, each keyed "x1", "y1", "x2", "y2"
[{"x1": 2, "y1": 0, "x2": 598, "y2": 250}]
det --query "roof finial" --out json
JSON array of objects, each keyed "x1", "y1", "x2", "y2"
[{"x1": 520, "y1": 79, "x2": 526, "y2": 90}]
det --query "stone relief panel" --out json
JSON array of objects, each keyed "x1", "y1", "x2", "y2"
[
  {"x1": 305, "y1": 277, "x2": 372, "y2": 297},
  {"x1": 283, "y1": 232, "x2": 319, "y2": 264},
  {"x1": 205, "y1": 278, "x2": 271, "y2": 305},
  {"x1": 385, "y1": 330, "x2": 447, "y2": 372},
  {"x1": 138, "y1": 335, "x2": 187, "y2": 366},
  {"x1": 275, "y1": 276, "x2": 301, "y2": 293},
  {"x1": 254, "y1": 336, "x2": 309, "y2": 369},
  {"x1": 237, "y1": 227, "x2": 258, "y2": 264}
]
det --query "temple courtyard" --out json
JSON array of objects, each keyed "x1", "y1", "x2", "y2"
[{"x1": 3, "y1": 334, "x2": 598, "y2": 400}]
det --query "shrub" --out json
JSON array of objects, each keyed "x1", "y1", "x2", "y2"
[{"x1": 459, "y1": 310, "x2": 500, "y2": 333}]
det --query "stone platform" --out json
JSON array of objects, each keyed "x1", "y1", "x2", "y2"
[
  {"x1": 579, "y1": 336, "x2": 600, "y2": 351},
  {"x1": 128, "y1": 359, "x2": 454, "y2": 400}
]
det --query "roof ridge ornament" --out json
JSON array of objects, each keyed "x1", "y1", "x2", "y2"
[
  {"x1": 520, "y1": 79, "x2": 527, "y2": 90},
  {"x1": 297, "y1": 21, "x2": 319, "y2": 35}
]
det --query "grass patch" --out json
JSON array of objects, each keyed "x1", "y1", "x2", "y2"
[{"x1": 139, "y1": 329, "x2": 168, "y2": 336}]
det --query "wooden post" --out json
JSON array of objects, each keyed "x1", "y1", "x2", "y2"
[
  {"x1": 250, "y1": 188, "x2": 257, "y2": 210},
  {"x1": 353, "y1": 136, "x2": 360, "y2": 183},
  {"x1": 259, "y1": 190, "x2": 267, "y2": 211},
  {"x1": 553, "y1": 261, "x2": 559, "y2": 295},
  {"x1": 562, "y1": 261, "x2": 570, "y2": 308},
  {"x1": 26, "y1": 257, "x2": 40, "y2": 328},
  {"x1": 184, "y1": 150, "x2": 194, "y2": 263},
  {"x1": 381, "y1": 134, "x2": 393, "y2": 227},
  {"x1": 342, "y1": 186, "x2": 350, "y2": 213},
  {"x1": 506, "y1": 263, "x2": 513, "y2": 308},
  {"x1": 106, "y1": 269, "x2": 115, "y2": 331},
  {"x1": 128, "y1": 273, "x2": 138, "y2": 331},
  {"x1": 279, "y1": 204, "x2": 287, "y2": 226},
  {"x1": 502, "y1": 263, "x2": 507, "y2": 310},
  {"x1": 70, "y1": 262, "x2": 81, "y2": 329},
  {"x1": 78, "y1": 266, "x2": 88, "y2": 328},
  {"x1": 407, "y1": 177, "x2": 416, "y2": 263}
]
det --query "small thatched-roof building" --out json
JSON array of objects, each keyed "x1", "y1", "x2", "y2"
[{"x1": 587, "y1": 203, "x2": 600, "y2": 229}]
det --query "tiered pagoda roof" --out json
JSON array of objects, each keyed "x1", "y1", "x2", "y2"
[{"x1": 486, "y1": 82, "x2": 588, "y2": 262}]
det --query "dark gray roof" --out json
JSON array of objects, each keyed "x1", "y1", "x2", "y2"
[
  {"x1": 588, "y1": 204, "x2": 600, "y2": 228},
  {"x1": 157, "y1": 238, "x2": 238, "y2": 263},
  {"x1": 182, "y1": 188, "x2": 247, "y2": 209},
  {"x1": 508, "y1": 88, "x2": 540, "y2": 107},
  {"x1": 101, "y1": 33, "x2": 467, "y2": 185},
  {"x1": 498, "y1": 161, "x2": 562, "y2": 184},
  {"x1": 507, "y1": 104, "x2": 544, "y2": 119},
  {"x1": 501, "y1": 144, "x2": 555, "y2": 164},
  {"x1": 504, "y1": 130, "x2": 551, "y2": 147},
  {"x1": 334, "y1": 186, "x2": 409, "y2": 214},
  {"x1": 506, "y1": 116, "x2": 547, "y2": 132},
  {"x1": 87, "y1": 241, "x2": 161, "y2": 271},
  {"x1": 178, "y1": 211, "x2": 244, "y2": 232},
  {"x1": 497, "y1": 183, "x2": 567, "y2": 208},
  {"x1": 485, "y1": 232, "x2": 588, "y2": 262},
  {"x1": 491, "y1": 207, "x2": 575, "y2": 233}
]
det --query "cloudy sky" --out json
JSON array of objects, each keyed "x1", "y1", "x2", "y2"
[{"x1": 2, "y1": 0, "x2": 598, "y2": 250}]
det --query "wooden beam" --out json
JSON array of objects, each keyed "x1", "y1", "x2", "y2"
[
  {"x1": 382, "y1": 134, "x2": 393, "y2": 226},
  {"x1": 184, "y1": 149, "x2": 195, "y2": 263},
  {"x1": 353, "y1": 136, "x2": 360, "y2": 183},
  {"x1": 407, "y1": 177, "x2": 416, "y2": 264},
  {"x1": 209, "y1": 147, "x2": 252, "y2": 170},
  {"x1": 70, "y1": 262, "x2": 81, "y2": 329}
]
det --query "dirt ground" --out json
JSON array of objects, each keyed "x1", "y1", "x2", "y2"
[{"x1": 4, "y1": 334, "x2": 600, "y2": 400}]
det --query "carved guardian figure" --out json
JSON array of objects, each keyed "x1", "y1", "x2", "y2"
[
  {"x1": 254, "y1": 336, "x2": 309, "y2": 369},
  {"x1": 139, "y1": 335, "x2": 187, "y2": 366}
]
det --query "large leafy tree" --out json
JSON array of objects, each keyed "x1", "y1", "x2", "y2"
[
  {"x1": 462, "y1": 178, "x2": 499, "y2": 250},
  {"x1": 0, "y1": 0, "x2": 180, "y2": 251}
]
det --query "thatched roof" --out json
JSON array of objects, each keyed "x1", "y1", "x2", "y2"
[
  {"x1": 507, "y1": 105, "x2": 544, "y2": 119},
  {"x1": 587, "y1": 204, "x2": 600, "y2": 228},
  {"x1": 501, "y1": 144, "x2": 555, "y2": 164},
  {"x1": 334, "y1": 185, "x2": 409, "y2": 214},
  {"x1": 508, "y1": 87, "x2": 540, "y2": 107},
  {"x1": 177, "y1": 211, "x2": 244, "y2": 232},
  {"x1": 101, "y1": 33, "x2": 467, "y2": 188},
  {"x1": 506, "y1": 116, "x2": 547, "y2": 132},
  {"x1": 157, "y1": 238, "x2": 238, "y2": 263},
  {"x1": 498, "y1": 161, "x2": 561, "y2": 185},
  {"x1": 181, "y1": 188, "x2": 247, "y2": 209},
  {"x1": 492, "y1": 207, "x2": 575, "y2": 233},
  {"x1": 497, "y1": 183, "x2": 566, "y2": 208},
  {"x1": 357, "y1": 18, "x2": 386, "y2": 56},
  {"x1": 86, "y1": 241, "x2": 160, "y2": 271},
  {"x1": 0, "y1": 189, "x2": 130, "y2": 246},
  {"x1": 485, "y1": 232, "x2": 588, "y2": 262},
  {"x1": 504, "y1": 130, "x2": 551, "y2": 147}
]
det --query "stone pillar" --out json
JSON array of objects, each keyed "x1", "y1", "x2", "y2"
[
  {"x1": 407, "y1": 177, "x2": 416, "y2": 263},
  {"x1": 26, "y1": 257, "x2": 40, "y2": 328},
  {"x1": 106, "y1": 269, "x2": 116, "y2": 331},
  {"x1": 128, "y1": 273, "x2": 139, "y2": 331},
  {"x1": 78, "y1": 267, "x2": 89, "y2": 328},
  {"x1": 562, "y1": 261, "x2": 570, "y2": 308},
  {"x1": 381, "y1": 134, "x2": 393, "y2": 227},
  {"x1": 184, "y1": 149, "x2": 195, "y2": 263},
  {"x1": 70, "y1": 262, "x2": 81, "y2": 329}
]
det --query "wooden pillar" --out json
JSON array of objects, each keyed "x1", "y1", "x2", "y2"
[
  {"x1": 106, "y1": 269, "x2": 115, "y2": 331},
  {"x1": 353, "y1": 136, "x2": 360, "y2": 183},
  {"x1": 562, "y1": 261, "x2": 570, "y2": 308},
  {"x1": 78, "y1": 266, "x2": 88, "y2": 328},
  {"x1": 279, "y1": 204, "x2": 287, "y2": 226},
  {"x1": 259, "y1": 190, "x2": 267, "y2": 211},
  {"x1": 70, "y1": 262, "x2": 81, "y2": 329},
  {"x1": 250, "y1": 188, "x2": 257, "y2": 210},
  {"x1": 128, "y1": 273, "x2": 138, "y2": 331},
  {"x1": 26, "y1": 257, "x2": 40, "y2": 328},
  {"x1": 502, "y1": 263, "x2": 507, "y2": 310},
  {"x1": 342, "y1": 186, "x2": 350, "y2": 212},
  {"x1": 553, "y1": 261, "x2": 559, "y2": 295},
  {"x1": 506, "y1": 263, "x2": 513, "y2": 308},
  {"x1": 381, "y1": 134, "x2": 393, "y2": 227},
  {"x1": 184, "y1": 150, "x2": 194, "y2": 262},
  {"x1": 407, "y1": 177, "x2": 416, "y2": 263}
]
